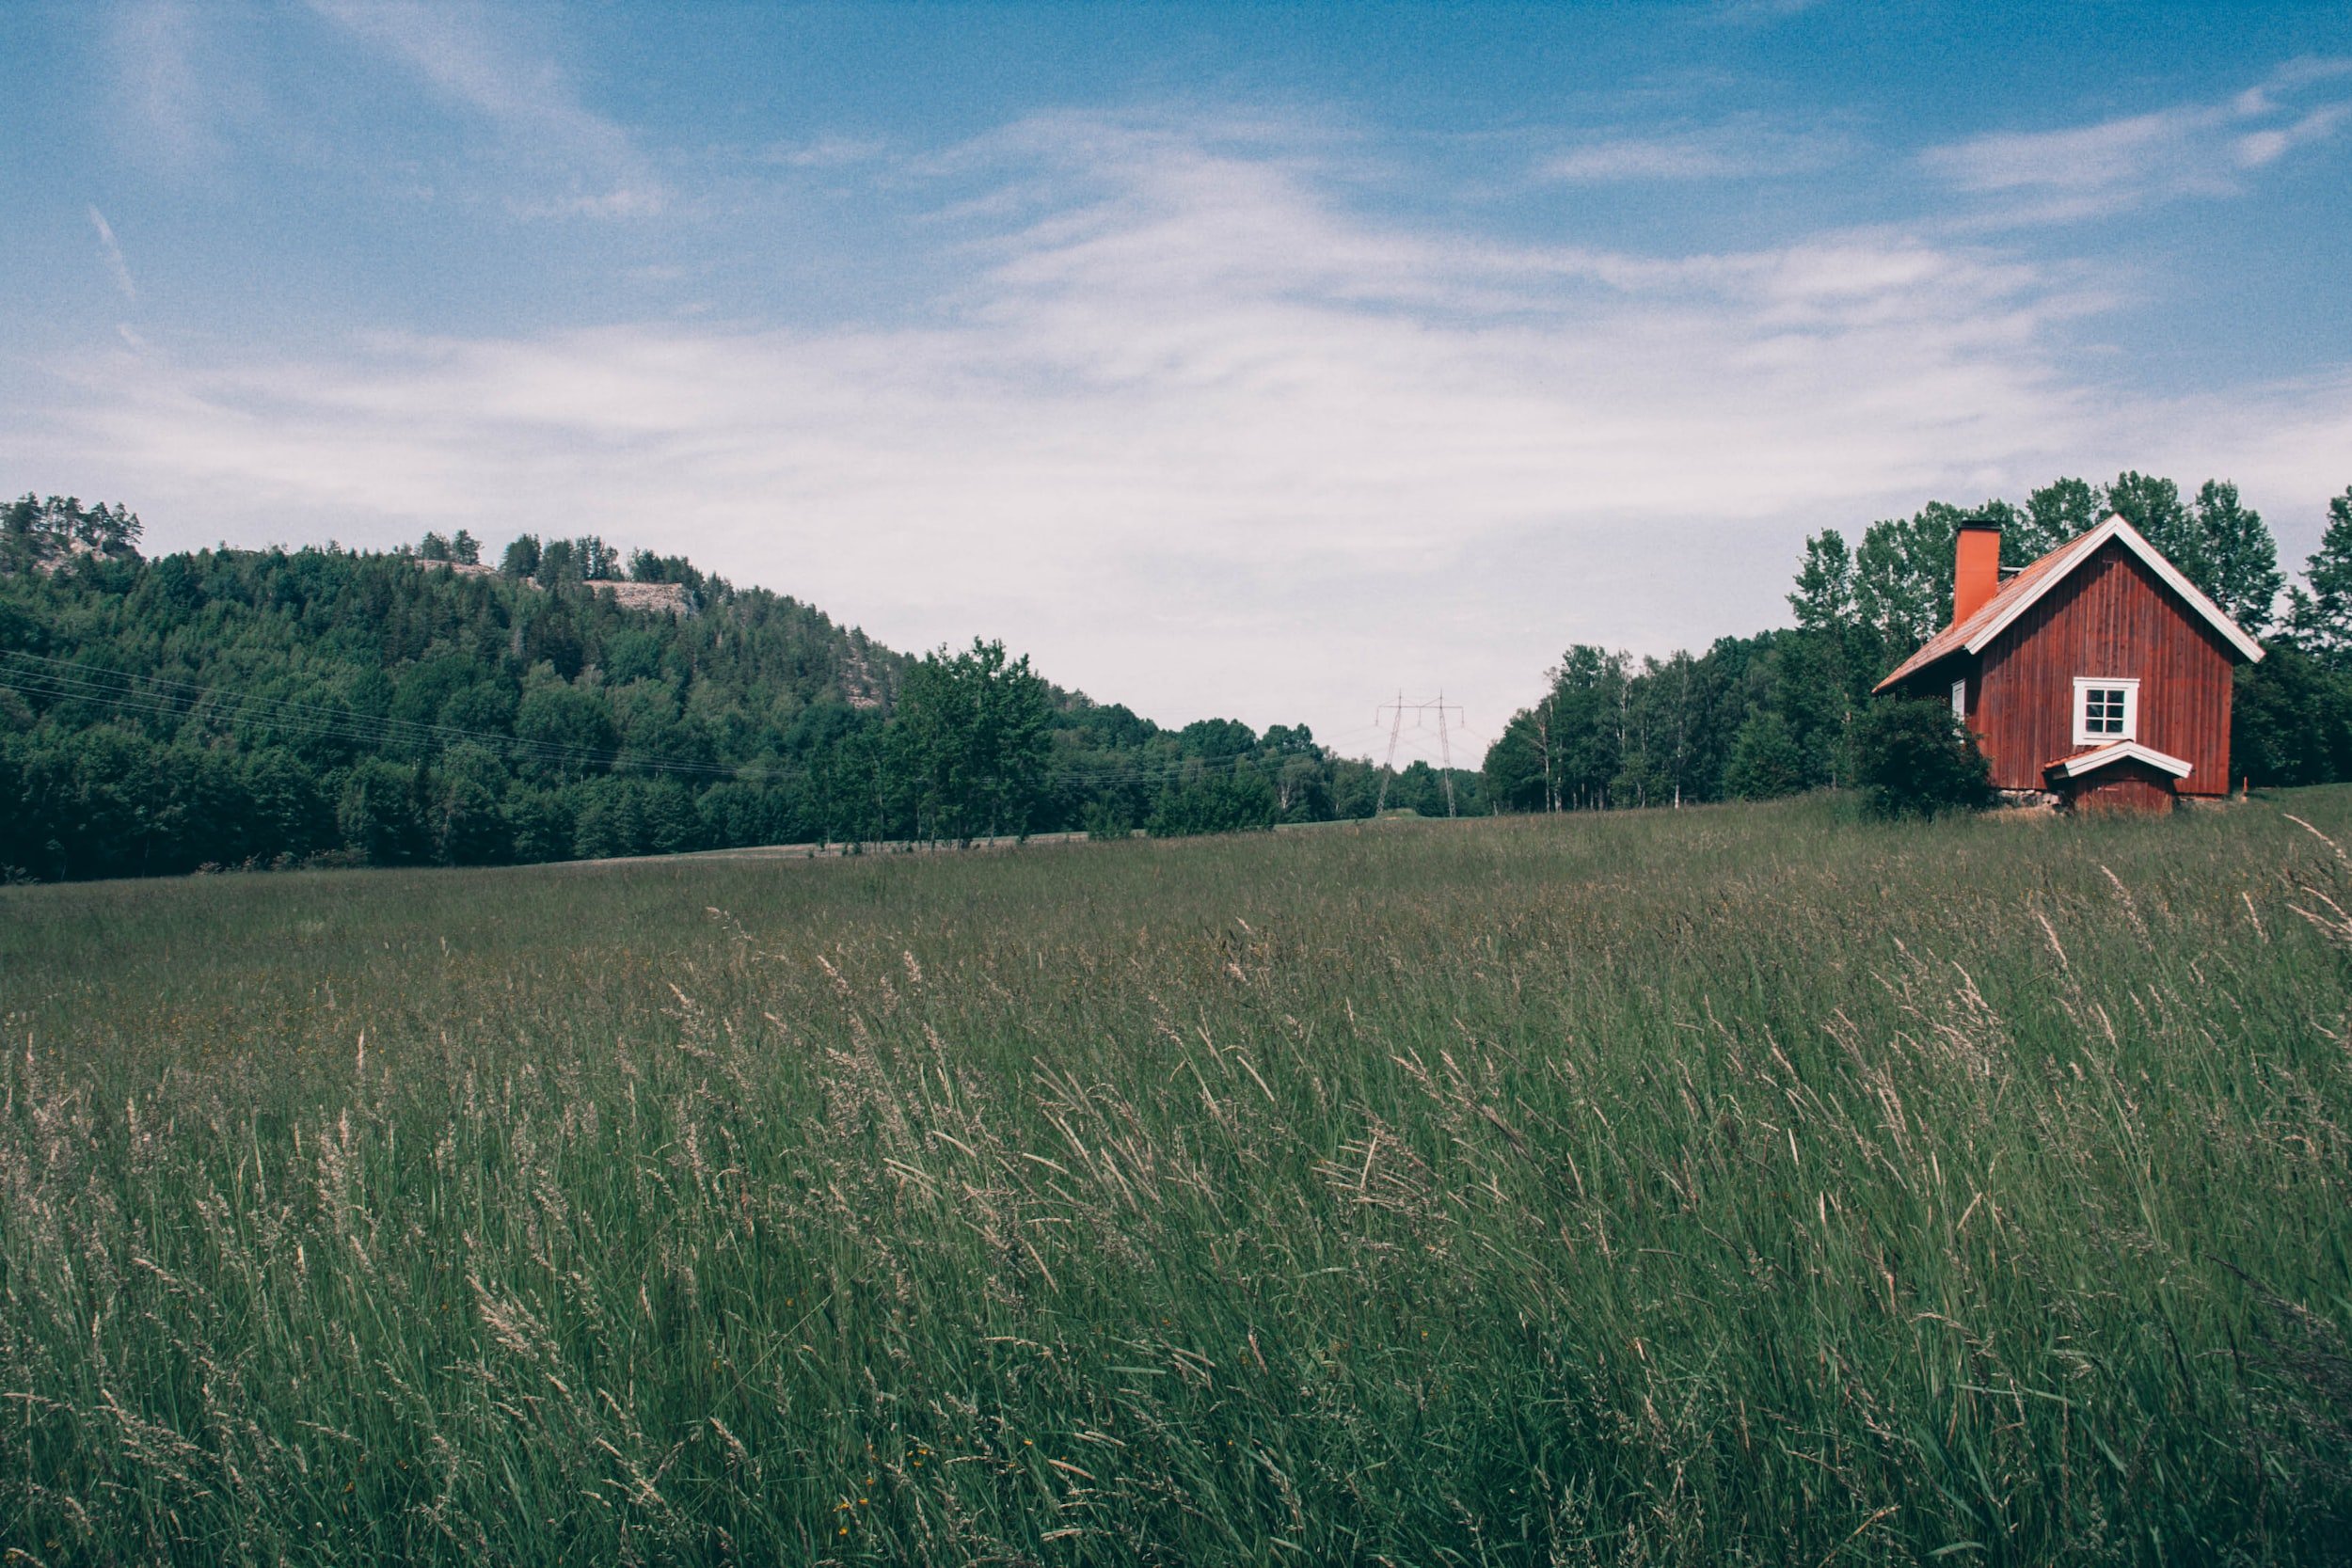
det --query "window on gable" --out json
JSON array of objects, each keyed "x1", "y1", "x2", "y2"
[
  {"x1": 1950, "y1": 678, "x2": 1966, "y2": 721},
  {"x1": 2073, "y1": 676, "x2": 2139, "y2": 746}
]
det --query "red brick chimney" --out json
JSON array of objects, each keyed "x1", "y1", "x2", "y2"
[{"x1": 1951, "y1": 518, "x2": 2002, "y2": 627}]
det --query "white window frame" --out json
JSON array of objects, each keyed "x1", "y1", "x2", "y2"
[
  {"x1": 1950, "y1": 677, "x2": 1967, "y2": 721},
  {"x1": 2072, "y1": 676, "x2": 2139, "y2": 746}
]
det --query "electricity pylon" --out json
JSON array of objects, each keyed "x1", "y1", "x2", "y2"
[
  {"x1": 1375, "y1": 690, "x2": 1405, "y2": 814},
  {"x1": 1373, "y1": 692, "x2": 1466, "y2": 817}
]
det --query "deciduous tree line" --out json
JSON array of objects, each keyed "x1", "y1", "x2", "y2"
[
  {"x1": 0, "y1": 515, "x2": 1470, "y2": 881},
  {"x1": 1484, "y1": 475, "x2": 2352, "y2": 811}
]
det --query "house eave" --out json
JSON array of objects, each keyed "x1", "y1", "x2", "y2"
[{"x1": 1873, "y1": 649, "x2": 1966, "y2": 694}]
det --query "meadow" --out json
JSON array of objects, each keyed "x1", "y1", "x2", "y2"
[{"x1": 3, "y1": 792, "x2": 2349, "y2": 1565}]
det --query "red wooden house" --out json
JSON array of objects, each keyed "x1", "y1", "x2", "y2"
[{"x1": 1873, "y1": 515, "x2": 2264, "y2": 811}]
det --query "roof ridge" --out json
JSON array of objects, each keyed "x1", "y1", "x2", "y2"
[{"x1": 1872, "y1": 515, "x2": 2263, "y2": 694}]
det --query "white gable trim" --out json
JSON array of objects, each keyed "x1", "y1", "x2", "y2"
[
  {"x1": 2047, "y1": 740, "x2": 2195, "y2": 781},
  {"x1": 1962, "y1": 516, "x2": 2265, "y2": 664}
]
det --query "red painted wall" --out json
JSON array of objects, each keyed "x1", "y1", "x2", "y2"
[
  {"x1": 1967, "y1": 542, "x2": 2236, "y2": 796},
  {"x1": 2061, "y1": 759, "x2": 2179, "y2": 814}
]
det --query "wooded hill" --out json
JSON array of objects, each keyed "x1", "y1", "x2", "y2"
[{"x1": 1, "y1": 503, "x2": 1469, "y2": 882}]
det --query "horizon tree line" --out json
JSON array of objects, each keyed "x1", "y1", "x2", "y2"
[{"x1": 0, "y1": 516, "x2": 1480, "y2": 882}]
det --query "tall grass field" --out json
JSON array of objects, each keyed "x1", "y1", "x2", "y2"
[{"x1": 5, "y1": 793, "x2": 2351, "y2": 1565}]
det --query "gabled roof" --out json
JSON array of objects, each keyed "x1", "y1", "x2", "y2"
[
  {"x1": 2045, "y1": 740, "x2": 2195, "y2": 781},
  {"x1": 1873, "y1": 515, "x2": 2265, "y2": 693}
]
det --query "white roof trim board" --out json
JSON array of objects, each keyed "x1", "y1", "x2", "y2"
[
  {"x1": 1964, "y1": 516, "x2": 2265, "y2": 664},
  {"x1": 2047, "y1": 740, "x2": 2195, "y2": 781}
]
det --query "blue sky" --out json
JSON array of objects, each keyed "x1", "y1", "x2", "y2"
[{"x1": 5, "y1": 2, "x2": 2349, "y2": 759}]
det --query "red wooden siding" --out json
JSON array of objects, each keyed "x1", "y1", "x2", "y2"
[
  {"x1": 2059, "y1": 759, "x2": 2178, "y2": 814},
  {"x1": 1967, "y1": 542, "x2": 2235, "y2": 796}
]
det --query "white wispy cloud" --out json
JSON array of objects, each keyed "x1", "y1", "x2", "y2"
[
  {"x1": 1539, "y1": 122, "x2": 1840, "y2": 182},
  {"x1": 305, "y1": 0, "x2": 667, "y2": 218},
  {"x1": 1701, "y1": 0, "x2": 1835, "y2": 27},
  {"x1": 16, "y1": 112, "x2": 2348, "y2": 738},
  {"x1": 108, "y1": 0, "x2": 227, "y2": 171},
  {"x1": 2172, "y1": 384, "x2": 2352, "y2": 524},
  {"x1": 1923, "y1": 58, "x2": 2352, "y2": 221},
  {"x1": 87, "y1": 207, "x2": 137, "y2": 302},
  {"x1": 769, "y1": 134, "x2": 888, "y2": 169}
]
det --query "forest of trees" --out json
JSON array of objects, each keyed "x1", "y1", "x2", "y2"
[
  {"x1": 0, "y1": 497, "x2": 1486, "y2": 882},
  {"x1": 1481, "y1": 473, "x2": 2352, "y2": 812},
  {"x1": 10, "y1": 472, "x2": 2346, "y2": 882}
]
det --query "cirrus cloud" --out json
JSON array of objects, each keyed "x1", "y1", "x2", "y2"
[
  {"x1": 1923, "y1": 57, "x2": 2352, "y2": 222},
  {"x1": 1538, "y1": 121, "x2": 1843, "y2": 183},
  {"x1": 13, "y1": 111, "x2": 2349, "y2": 740}
]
